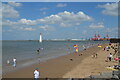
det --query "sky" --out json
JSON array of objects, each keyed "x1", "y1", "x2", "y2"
[{"x1": 1, "y1": 2, "x2": 118, "y2": 40}]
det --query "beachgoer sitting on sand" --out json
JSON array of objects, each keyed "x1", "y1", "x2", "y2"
[
  {"x1": 114, "y1": 58, "x2": 119, "y2": 61},
  {"x1": 92, "y1": 53, "x2": 97, "y2": 58},
  {"x1": 103, "y1": 47, "x2": 106, "y2": 51},
  {"x1": 70, "y1": 58, "x2": 73, "y2": 61}
]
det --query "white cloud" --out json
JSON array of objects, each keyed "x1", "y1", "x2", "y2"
[
  {"x1": 56, "y1": 3, "x2": 67, "y2": 7},
  {"x1": 37, "y1": 11, "x2": 92, "y2": 27},
  {"x1": 8, "y1": 2, "x2": 22, "y2": 7},
  {"x1": 60, "y1": 23, "x2": 72, "y2": 27},
  {"x1": 38, "y1": 25, "x2": 55, "y2": 31},
  {"x1": 98, "y1": 3, "x2": 118, "y2": 16},
  {"x1": 40, "y1": 7, "x2": 48, "y2": 11},
  {"x1": 3, "y1": 11, "x2": 92, "y2": 27},
  {"x1": 3, "y1": 19, "x2": 37, "y2": 26},
  {"x1": 18, "y1": 19, "x2": 37, "y2": 25},
  {"x1": 2, "y1": 19, "x2": 17, "y2": 26},
  {"x1": 20, "y1": 27, "x2": 35, "y2": 31},
  {"x1": 2, "y1": 3, "x2": 20, "y2": 18},
  {"x1": 3, "y1": 11, "x2": 92, "y2": 31},
  {"x1": 89, "y1": 23, "x2": 104, "y2": 29}
]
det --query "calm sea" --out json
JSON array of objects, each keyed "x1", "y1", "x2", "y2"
[{"x1": 2, "y1": 40, "x2": 109, "y2": 73}]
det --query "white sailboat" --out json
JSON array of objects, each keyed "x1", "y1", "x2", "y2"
[{"x1": 39, "y1": 33, "x2": 42, "y2": 42}]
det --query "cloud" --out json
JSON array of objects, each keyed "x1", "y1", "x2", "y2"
[
  {"x1": 38, "y1": 25, "x2": 55, "y2": 31},
  {"x1": 2, "y1": 3, "x2": 21, "y2": 18},
  {"x1": 56, "y1": 3, "x2": 67, "y2": 7},
  {"x1": 3, "y1": 19, "x2": 37, "y2": 26},
  {"x1": 60, "y1": 23, "x2": 72, "y2": 27},
  {"x1": 3, "y1": 11, "x2": 92, "y2": 27},
  {"x1": 8, "y1": 2, "x2": 22, "y2": 7},
  {"x1": 40, "y1": 7, "x2": 48, "y2": 11},
  {"x1": 18, "y1": 19, "x2": 37, "y2": 25},
  {"x1": 37, "y1": 11, "x2": 92, "y2": 27},
  {"x1": 89, "y1": 23, "x2": 104, "y2": 29},
  {"x1": 98, "y1": 3, "x2": 118, "y2": 16},
  {"x1": 3, "y1": 11, "x2": 92, "y2": 31},
  {"x1": 2, "y1": 19, "x2": 17, "y2": 26},
  {"x1": 20, "y1": 27, "x2": 35, "y2": 31}
]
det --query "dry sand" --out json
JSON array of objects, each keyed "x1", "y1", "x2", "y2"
[{"x1": 2, "y1": 43, "x2": 117, "y2": 78}]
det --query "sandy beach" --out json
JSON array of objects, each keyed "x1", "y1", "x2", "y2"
[{"x1": 2, "y1": 43, "x2": 117, "y2": 78}]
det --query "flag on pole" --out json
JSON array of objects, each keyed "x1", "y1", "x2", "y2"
[
  {"x1": 74, "y1": 44, "x2": 78, "y2": 53},
  {"x1": 75, "y1": 47, "x2": 79, "y2": 52},
  {"x1": 74, "y1": 45, "x2": 78, "y2": 48}
]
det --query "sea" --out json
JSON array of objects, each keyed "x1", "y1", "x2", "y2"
[{"x1": 2, "y1": 40, "x2": 109, "y2": 73}]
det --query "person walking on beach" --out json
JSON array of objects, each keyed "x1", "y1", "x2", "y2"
[
  {"x1": 34, "y1": 68, "x2": 40, "y2": 80},
  {"x1": 13, "y1": 58, "x2": 16, "y2": 67},
  {"x1": 107, "y1": 53, "x2": 113, "y2": 61}
]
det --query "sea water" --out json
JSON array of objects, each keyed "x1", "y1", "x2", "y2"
[{"x1": 2, "y1": 40, "x2": 109, "y2": 73}]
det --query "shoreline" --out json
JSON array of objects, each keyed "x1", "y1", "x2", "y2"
[
  {"x1": 2, "y1": 43, "x2": 96, "y2": 74},
  {"x1": 3, "y1": 43, "x2": 115, "y2": 78}
]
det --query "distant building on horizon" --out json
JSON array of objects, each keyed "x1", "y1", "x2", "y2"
[
  {"x1": 39, "y1": 33, "x2": 42, "y2": 42},
  {"x1": 91, "y1": 33, "x2": 110, "y2": 41}
]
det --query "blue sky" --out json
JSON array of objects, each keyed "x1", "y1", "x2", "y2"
[{"x1": 2, "y1": 2, "x2": 118, "y2": 40}]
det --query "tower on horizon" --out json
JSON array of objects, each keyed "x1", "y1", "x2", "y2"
[{"x1": 39, "y1": 33, "x2": 42, "y2": 42}]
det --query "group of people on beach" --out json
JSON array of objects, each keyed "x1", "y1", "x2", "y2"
[
  {"x1": 105, "y1": 43, "x2": 119, "y2": 62},
  {"x1": 7, "y1": 58, "x2": 17, "y2": 67}
]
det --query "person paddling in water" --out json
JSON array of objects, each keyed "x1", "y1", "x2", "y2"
[
  {"x1": 13, "y1": 58, "x2": 16, "y2": 67},
  {"x1": 36, "y1": 48, "x2": 43, "y2": 62}
]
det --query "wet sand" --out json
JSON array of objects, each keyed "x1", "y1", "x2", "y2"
[{"x1": 3, "y1": 43, "x2": 116, "y2": 78}]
